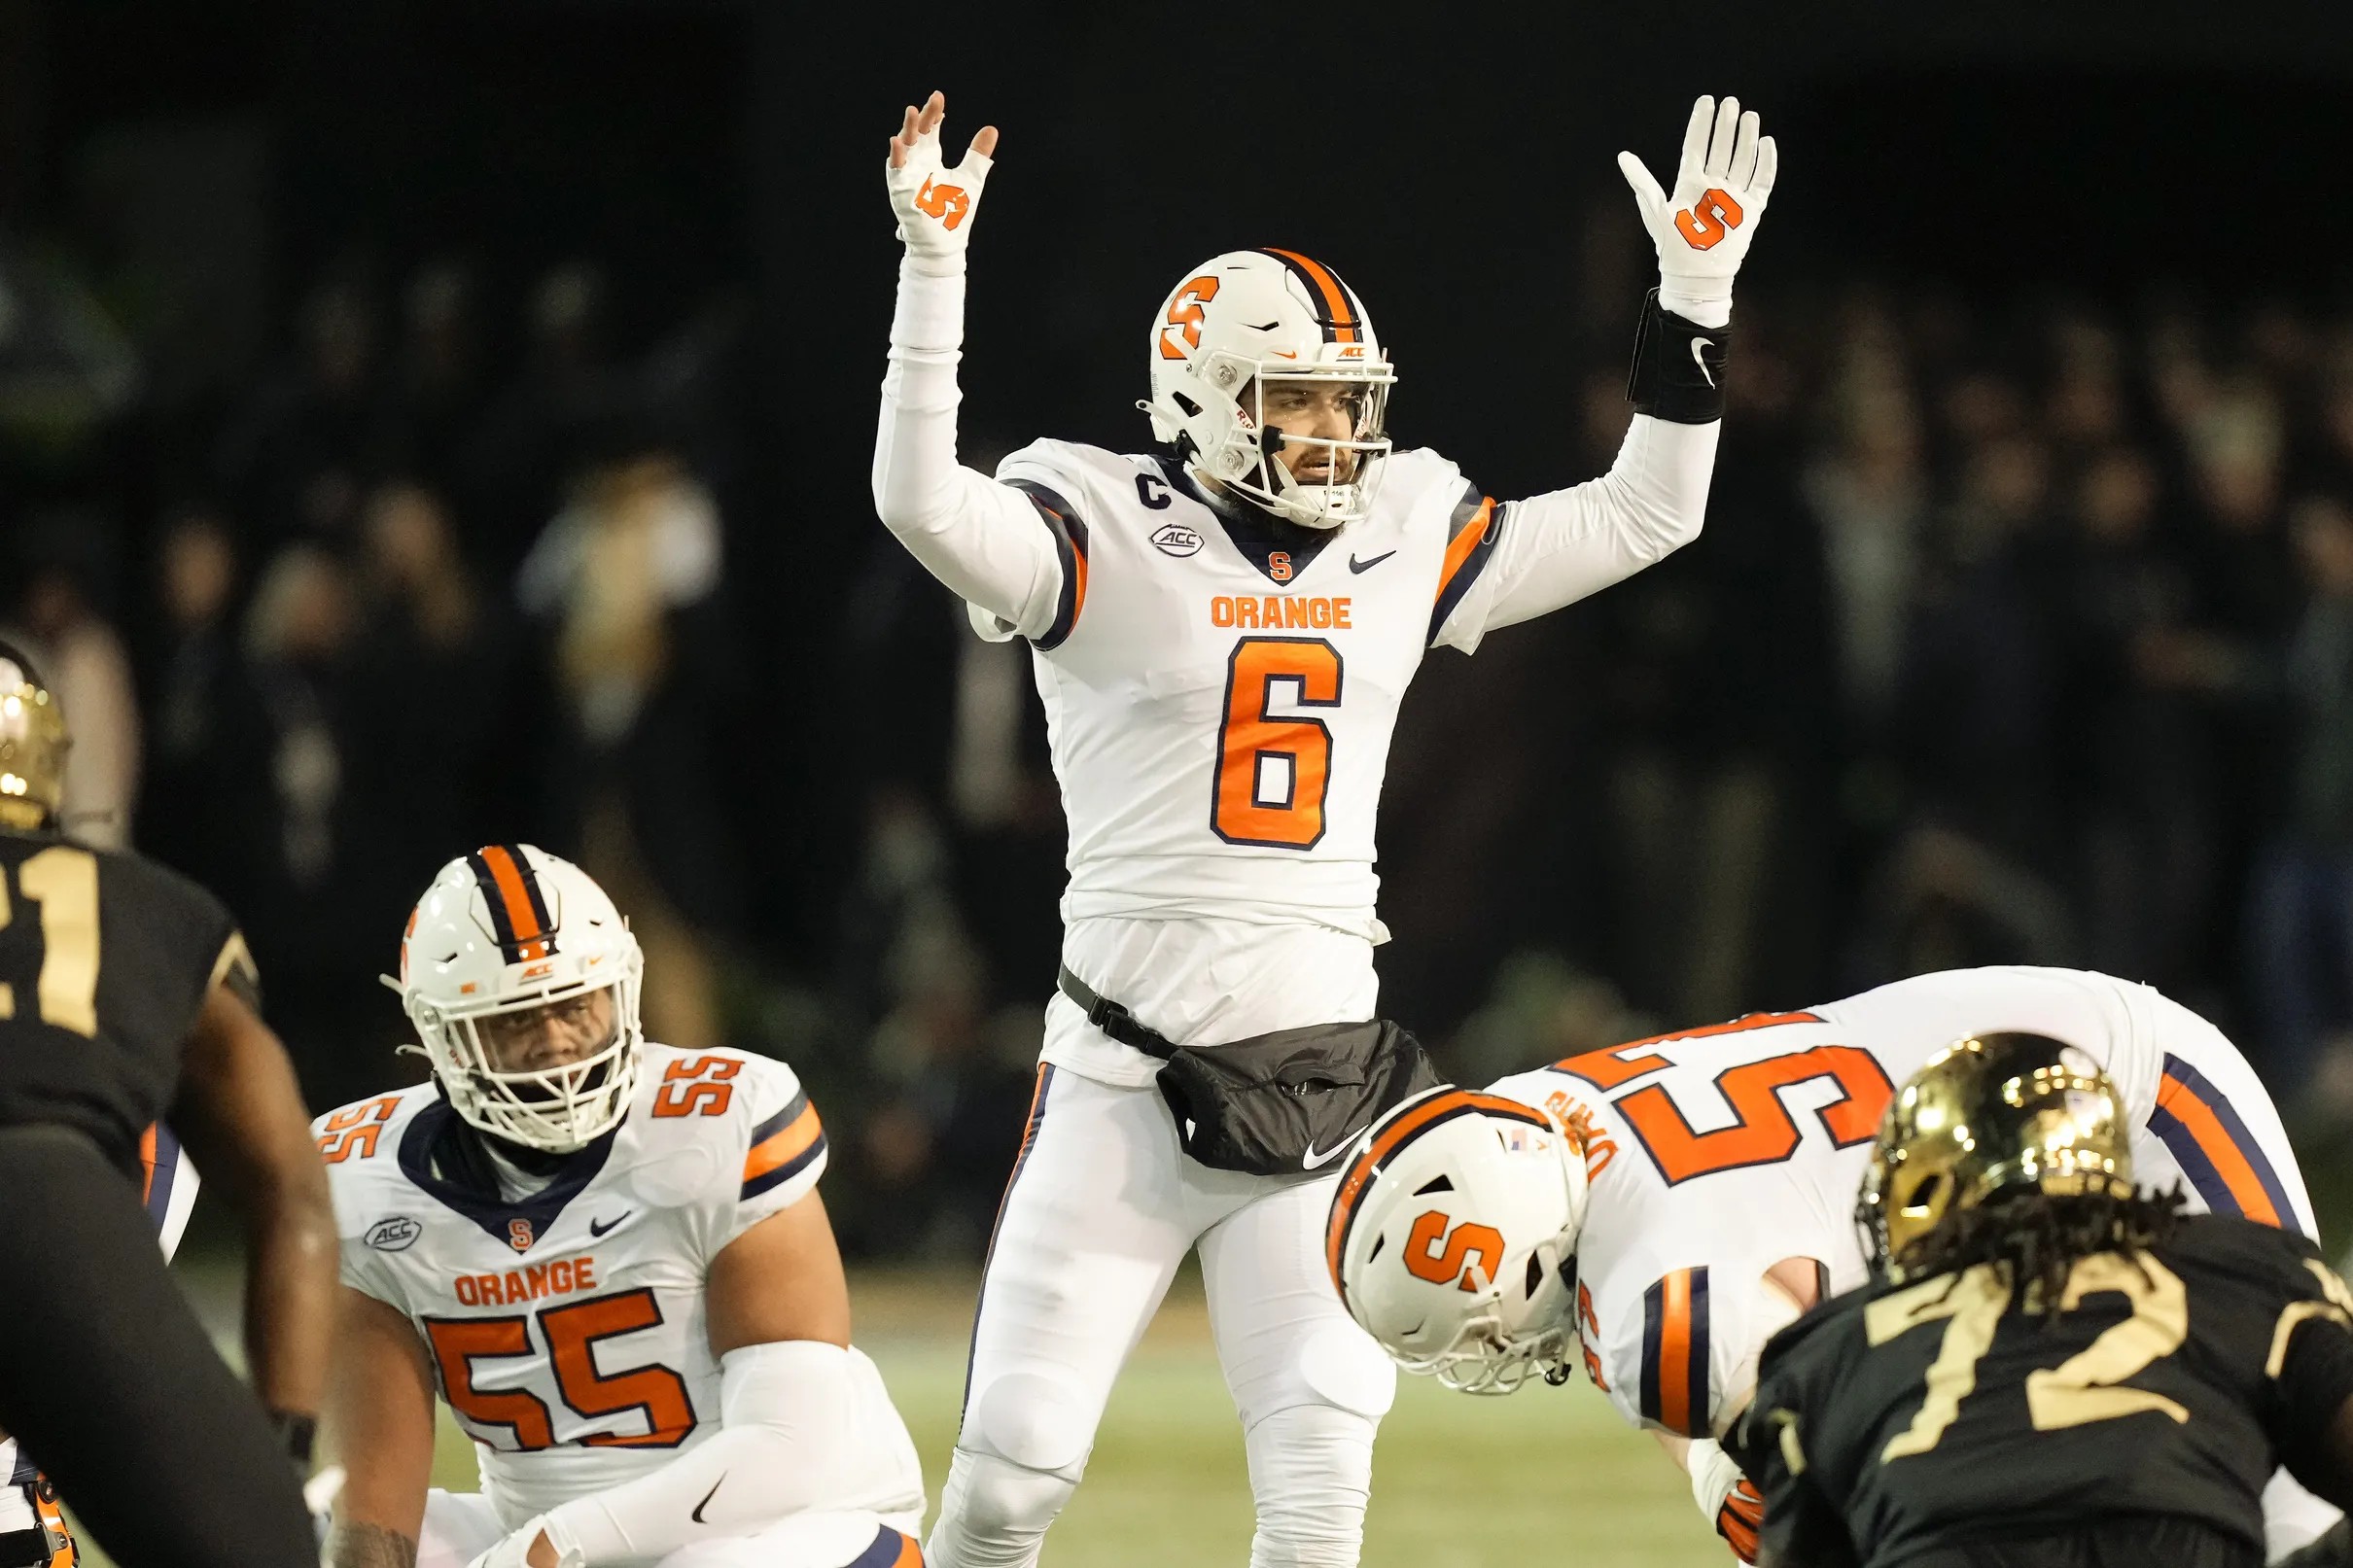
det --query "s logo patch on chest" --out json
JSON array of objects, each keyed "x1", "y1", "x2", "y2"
[
  {"x1": 1152, "y1": 522, "x2": 1203, "y2": 558},
  {"x1": 366, "y1": 1215, "x2": 422, "y2": 1252},
  {"x1": 508, "y1": 1217, "x2": 535, "y2": 1253}
]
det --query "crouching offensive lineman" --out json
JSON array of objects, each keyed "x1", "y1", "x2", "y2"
[
  {"x1": 1727, "y1": 1034, "x2": 2353, "y2": 1568},
  {"x1": 323, "y1": 845, "x2": 925, "y2": 1568}
]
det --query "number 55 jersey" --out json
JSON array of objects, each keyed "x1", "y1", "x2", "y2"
[
  {"x1": 1483, "y1": 965, "x2": 2314, "y2": 1443},
  {"x1": 315, "y1": 1042, "x2": 923, "y2": 1529}
]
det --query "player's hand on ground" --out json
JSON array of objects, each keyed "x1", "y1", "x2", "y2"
[
  {"x1": 885, "y1": 89, "x2": 999, "y2": 272},
  {"x1": 1618, "y1": 94, "x2": 1777, "y2": 304}
]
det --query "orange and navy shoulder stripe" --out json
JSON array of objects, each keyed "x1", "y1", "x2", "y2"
[
  {"x1": 1323, "y1": 1087, "x2": 1556, "y2": 1309},
  {"x1": 1260, "y1": 249, "x2": 1365, "y2": 346},
  {"x1": 843, "y1": 1522, "x2": 924, "y2": 1568},
  {"x1": 964, "y1": 1063, "x2": 1058, "y2": 1412},
  {"x1": 2151, "y1": 1054, "x2": 2296, "y2": 1230},
  {"x1": 466, "y1": 844, "x2": 556, "y2": 962},
  {"x1": 1639, "y1": 1266, "x2": 1711, "y2": 1437},
  {"x1": 1429, "y1": 484, "x2": 1505, "y2": 645},
  {"x1": 741, "y1": 1090, "x2": 825, "y2": 1202},
  {"x1": 1005, "y1": 480, "x2": 1090, "y2": 650}
]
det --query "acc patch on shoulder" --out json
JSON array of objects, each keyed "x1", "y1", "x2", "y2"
[{"x1": 367, "y1": 1215, "x2": 423, "y2": 1252}]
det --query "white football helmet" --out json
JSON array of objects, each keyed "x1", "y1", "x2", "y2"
[
  {"x1": 1326, "y1": 1087, "x2": 1591, "y2": 1394},
  {"x1": 392, "y1": 844, "x2": 645, "y2": 1153},
  {"x1": 1141, "y1": 249, "x2": 1396, "y2": 530}
]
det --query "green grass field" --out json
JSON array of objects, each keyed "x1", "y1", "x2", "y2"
[
  {"x1": 96, "y1": 1261, "x2": 1711, "y2": 1566},
  {"x1": 412, "y1": 1268, "x2": 1715, "y2": 1567}
]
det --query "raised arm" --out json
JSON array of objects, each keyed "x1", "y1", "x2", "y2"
[
  {"x1": 1434, "y1": 96, "x2": 1778, "y2": 652},
  {"x1": 872, "y1": 90, "x2": 1066, "y2": 638}
]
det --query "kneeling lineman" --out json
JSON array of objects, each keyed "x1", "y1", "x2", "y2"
[
  {"x1": 1329, "y1": 965, "x2": 2338, "y2": 1562},
  {"x1": 323, "y1": 845, "x2": 925, "y2": 1568}
]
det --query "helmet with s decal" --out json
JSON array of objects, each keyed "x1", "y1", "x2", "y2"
[
  {"x1": 391, "y1": 844, "x2": 644, "y2": 1153},
  {"x1": 1141, "y1": 249, "x2": 1395, "y2": 531}
]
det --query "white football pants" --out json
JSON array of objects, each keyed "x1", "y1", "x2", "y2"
[
  {"x1": 926, "y1": 1067, "x2": 1397, "y2": 1568},
  {"x1": 419, "y1": 1490, "x2": 925, "y2": 1568}
]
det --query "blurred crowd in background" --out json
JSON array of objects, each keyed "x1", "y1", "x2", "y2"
[{"x1": 12, "y1": 213, "x2": 2353, "y2": 1258}]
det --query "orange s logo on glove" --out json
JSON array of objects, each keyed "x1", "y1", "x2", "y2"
[
  {"x1": 1674, "y1": 188, "x2": 1746, "y2": 250},
  {"x1": 915, "y1": 178, "x2": 971, "y2": 229},
  {"x1": 1715, "y1": 1477, "x2": 1764, "y2": 1563}
]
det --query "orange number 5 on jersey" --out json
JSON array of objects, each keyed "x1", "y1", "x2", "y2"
[
  {"x1": 1212, "y1": 637, "x2": 1342, "y2": 850},
  {"x1": 1617, "y1": 1046, "x2": 1895, "y2": 1186},
  {"x1": 652, "y1": 1054, "x2": 740, "y2": 1119}
]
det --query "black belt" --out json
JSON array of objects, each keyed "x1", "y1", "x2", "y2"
[{"x1": 1057, "y1": 965, "x2": 1177, "y2": 1059}]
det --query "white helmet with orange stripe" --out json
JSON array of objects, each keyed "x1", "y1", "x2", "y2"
[
  {"x1": 1141, "y1": 249, "x2": 1396, "y2": 530},
  {"x1": 392, "y1": 843, "x2": 646, "y2": 1154},
  {"x1": 1326, "y1": 1087, "x2": 1591, "y2": 1394}
]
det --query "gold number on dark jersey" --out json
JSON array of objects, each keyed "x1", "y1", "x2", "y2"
[
  {"x1": 1869, "y1": 1252, "x2": 2195, "y2": 1460},
  {"x1": 0, "y1": 846, "x2": 101, "y2": 1036}
]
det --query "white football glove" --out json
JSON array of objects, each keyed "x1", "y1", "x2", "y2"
[
  {"x1": 466, "y1": 1516, "x2": 584, "y2": 1568},
  {"x1": 1618, "y1": 95, "x2": 1778, "y2": 313},
  {"x1": 885, "y1": 94, "x2": 995, "y2": 276}
]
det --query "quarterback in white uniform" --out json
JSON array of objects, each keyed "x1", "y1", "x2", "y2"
[
  {"x1": 873, "y1": 89, "x2": 1777, "y2": 1567},
  {"x1": 322, "y1": 845, "x2": 924, "y2": 1568},
  {"x1": 1330, "y1": 965, "x2": 2335, "y2": 1563}
]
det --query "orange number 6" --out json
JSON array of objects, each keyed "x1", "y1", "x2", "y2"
[{"x1": 1212, "y1": 638, "x2": 1341, "y2": 850}]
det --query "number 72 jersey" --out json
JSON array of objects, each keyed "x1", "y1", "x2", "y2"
[
  {"x1": 1483, "y1": 965, "x2": 2314, "y2": 1441},
  {"x1": 314, "y1": 1042, "x2": 828, "y2": 1524}
]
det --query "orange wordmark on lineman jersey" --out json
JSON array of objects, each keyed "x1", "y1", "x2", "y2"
[
  {"x1": 1212, "y1": 638, "x2": 1342, "y2": 850},
  {"x1": 914, "y1": 178, "x2": 971, "y2": 229},
  {"x1": 1210, "y1": 595, "x2": 1351, "y2": 630},
  {"x1": 1402, "y1": 1209, "x2": 1505, "y2": 1293},
  {"x1": 1673, "y1": 187, "x2": 1745, "y2": 250},
  {"x1": 1159, "y1": 274, "x2": 1220, "y2": 359}
]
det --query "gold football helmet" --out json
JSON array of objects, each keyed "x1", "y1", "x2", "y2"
[
  {"x1": 0, "y1": 642, "x2": 66, "y2": 832},
  {"x1": 1856, "y1": 1031, "x2": 2131, "y2": 1281}
]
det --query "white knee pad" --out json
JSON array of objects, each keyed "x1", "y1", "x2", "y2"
[
  {"x1": 964, "y1": 1370, "x2": 1096, "y2": 1477},
  {"x1": 1242, "y1": 1403, "x2": 1378, "y2": 1568},
  {"x1": 1295, "y1": 1320, "x2": 1396, "y2": 1424},
  {"x1": 925, "y1": 1447, "x2": 1079, "y2": 1568}
]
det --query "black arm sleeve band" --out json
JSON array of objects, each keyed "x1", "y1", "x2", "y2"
[
  {"x1": 2277, "y1": 1314, "x2": 2353, "y2": 1502},
  {"x1": 1625, "y1": 288, "x2": 1729, "y2": 425}
]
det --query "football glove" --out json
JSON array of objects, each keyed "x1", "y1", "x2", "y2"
[
  {"x1": 1688, "y1": 1436, "x2": 1763, "y2": 1564},
  {"x1": 885, "y1": 92, "x2": 996, "y2": 276},
  {"x1": 1618, "y1": 95, "x2": 1778, "y2": 313},
  {"x1": 466, "y1": 1516, "x2": 584, "y2": 1568}
]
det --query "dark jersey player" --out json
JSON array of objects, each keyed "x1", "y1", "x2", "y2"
[
  {"x1": 0, "y1": 641, "x2": 334, "y2": 1568},
  {"x1": 1728, "y1": 1032, "x2": 2353, "y2": 1568}
]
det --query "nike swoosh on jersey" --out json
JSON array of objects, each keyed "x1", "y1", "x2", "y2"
[
  {"x1": 1302, "y1": 1133, "x2": 1366, "y2": 1169},
  {"x1": 588, "y1": 1211, "x2": 633, "y2": 1237},
  {"x1": 1690, "y1": 337, "x2": 1716, "y2": 388},
  {"x1": 1348, "y1": 551, "x2": 1396, "y2": 574},
  {"x1": 692, "y1": 1473, "x2": 726, "y2": 1524}
]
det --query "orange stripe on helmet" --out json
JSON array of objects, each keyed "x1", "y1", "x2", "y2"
[
  {"x1": 139, "y1": 1123, "x2": 159, "y2": 1204},
  {"x1": 1324, "y1": 1088, "x2": 1556, "y2": 1304},
  {"x1": 1264, "y1": 248, "x2": 1360, "y2": 345},
  {"x1": 1434, "y1": 498, "x2": 1494, "y2": 606},
  {"x1": 478, "y1": 845, "x2": 550, "y2": 962},
  {"x1": 2157, "y1": 1071, "x2": 2283, "y2": 1227}
]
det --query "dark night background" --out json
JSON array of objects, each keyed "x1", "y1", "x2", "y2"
[{"x1": 9, "y1": 1, "x2": 2353, "y2": 1255}]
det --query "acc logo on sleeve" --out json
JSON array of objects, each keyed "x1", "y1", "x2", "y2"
[{"x1": 367, "y1": 1215, "x2": 423, "y2": 1252}]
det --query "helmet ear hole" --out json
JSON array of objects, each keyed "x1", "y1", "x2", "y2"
[
  {"x1": 1523, "y1": 1253, "x2": 1545, "y2": 1301},
  {"x1": 1172, "y1": 391, "x2": 1202, "y2": 418}
]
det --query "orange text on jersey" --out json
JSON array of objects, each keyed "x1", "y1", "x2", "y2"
[
  {"x1": 1210, "y1": 595, "x2": 1351, "y2": 631},
  {"x1": 1544, "y1": 1091, "x2": 1619, "y2": 1179},
  {"x1": 452, "y1": 1253, "x2": 599, "y2": 1307}
]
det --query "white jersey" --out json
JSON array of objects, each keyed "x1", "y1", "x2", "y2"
[
  {"x1": 1485, "y1": 965, "x2": 2312, "y2": 1442},
  {"x1": 318, "y1": 1043, "x2": 860, "y2": 1527}
]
